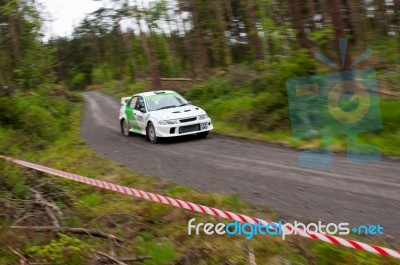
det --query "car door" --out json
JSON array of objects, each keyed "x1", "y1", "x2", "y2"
[
  {"x1": 134, "y1": 96, "x2": 147, "y2": 133},
  {"x1": 125, "y1": 96, "x2": 141, "y2": 133}
]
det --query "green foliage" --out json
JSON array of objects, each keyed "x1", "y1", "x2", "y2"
[
  {"x1": 309, "y1": 26, "x2": 335, "y2": 47},
  {"x1": 226, "y1": 64, "x2": 259, "y2": 88},
  {"x1": 222, "y1": 192, "x2": 246, "y2": 212},
  {"x1": 379, "y1": 101, "x2": 400, "y2": 132},
  {"x1": 247, "y1": 90, "x2": 290, "y2": 131},
  {"x1": 369, "y1": 33, "x2": 400, "y2": 64},
  {"x1": 355, "y1": 100, "x2": 400, "y2": 156},
  {"x1": 186, "y1": 51, "x2": 316, "y2": 132},
  {"x1": 311, "y1": 243, "x2": 348, "y2": 264},
  {"x1": 78, "y1": 193, "x2": 102, "y2": 208},
  {"x1": 166, "y1": 185, "x2": 194, "y2": 197},
  {"x1": 186, "y1": 79, "x2": 233, "y2": 104},
  {"x1": 0, "y1": 162, "x2": 29, "y2": 199},
  {"x1": 310, "y1": 241, "x2": 395, "y2": 265},
  {"x1": 92, "y1": 66, "x2": 111, "y2": 85},
  {"x1": 0, "y1": 0, "x2": 55, "y2": 90},
  {"x1": 68, "y1": 72, "x2": 87, "y2": 90},
  {"x1": 135, "y1": 233, "x2": 178, "y2": 265},
  {"x1": 183, "y1": 49, "x2": 400, "y2": 156},
  {"x1": 26, "y1": 234, "x2": 87, "y2": 265},
  {"x1": 0, "y1": 89, "x2": 74, "y2": 154}
]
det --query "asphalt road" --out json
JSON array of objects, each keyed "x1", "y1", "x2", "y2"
[{"x1": 81, "y1": 91, "x2": 400, "y2": 238}]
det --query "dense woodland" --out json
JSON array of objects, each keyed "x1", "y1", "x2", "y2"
[{"x1": 1, "y1": 0, "x2": 400, "y2": 92}]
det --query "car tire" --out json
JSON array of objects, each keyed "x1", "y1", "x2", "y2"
[
  {"x1": 147, "y1": 122, "x2": 158, "y2": 144},
  {"x1": 197, "y1": 131, "x2": 209, "y2": 138},
  {"x1": 121, "y1": 119, "x2": 132, "y2": 136}
]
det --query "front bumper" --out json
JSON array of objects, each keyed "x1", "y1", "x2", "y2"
[{"x1": 155, "y1": 118, "x2": 213, "y2": 137}]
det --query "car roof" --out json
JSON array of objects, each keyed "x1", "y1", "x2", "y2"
[{"x1": 133, "y1": 90, "x2": 178, "y2": 97}]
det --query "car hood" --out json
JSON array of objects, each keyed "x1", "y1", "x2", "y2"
[{"x1": 151, "y1": 105, "x2": 206, "y2": 120}]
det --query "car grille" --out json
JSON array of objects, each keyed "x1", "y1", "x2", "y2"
[
  {"x1": 179, "y1": 124, "x2": 200, "y2": 134},
  {"x1": 180, "y1": 117, "x2": 197, "y2": 123}
]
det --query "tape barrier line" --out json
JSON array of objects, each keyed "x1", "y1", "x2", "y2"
[{"x1": 1, "y1": 155, "x2": 399, "y2": 259}]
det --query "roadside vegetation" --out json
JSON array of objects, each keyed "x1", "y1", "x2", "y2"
[
  {"x1": 184, "y1": 73, "x2": 400, "y2": 156},
  {"x1": 100, "y1": 48, "x2": 400, "y2": 156},
  {"x1": 1, "y1": 88, "x2": 399, "y2": 265}
]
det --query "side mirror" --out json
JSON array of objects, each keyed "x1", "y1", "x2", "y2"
[
  {"x1": 188, "y1": 101, "x2": 192, "y2": 105},
  {"x1": 140, "y1": 107, "x2": 147, "y2": 113}
]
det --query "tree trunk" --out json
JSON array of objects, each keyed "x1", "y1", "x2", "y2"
[
  {"x1": 327, "y1": 0, "x2": 351, "y2": 70},
  {"x1": 135, "y1": 16, "x2": 161, "y2": 89},
  {"x1": 319, "y1": 0, "x2": 331, "y2": 26},
  {"x1": 328, "y1": 0, "x2": 345, "y2": 38},
  {"x1": 123, "y1": 31, "x2": 137, "y2": 82},
  {"x1": 188, "y1": 0, "x2": 209, "y2": 75},
  {"x1": 393, "y1": 0, "x2": 400, "y2": 59},
  {"x1": 307, "y1": 0, "x2": 316, "y2": 30},
  {"x1": 177, "y1": 3, "x2": 196, "y2": 79},
  {"x1": 346, "y1": 0, "x2": 365, "y2": 47},
  {"x1": 288, "y1": 0, "x2": 311, "y2": 50},
  {"x1": 212, "y1": 0, "x2": 232, "y2": 67},
  {"x1": 166, "y1": 17, "x2": 180, "y2": 70},
  {"x1": 242, "y1": 0, "x2": 264, "y2": 61},
  {"x1": 376, "y1": 0, "x2": 388, "y2": 36},
  {"x1": 114, "y1": 17, "x2": 137, "y2": 82},
  {"x1": 394, "y1": 0, "x2": 400, "y2": 13},
  {"x1": 7, "y1": 7, "x2": 22, "y2": 64},
  {"x1": 224, "y1": 0, "x2": 236, "y2": 31}
]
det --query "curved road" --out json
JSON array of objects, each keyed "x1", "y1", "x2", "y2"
[{"x1": 81, "y1": 91, "x2": 400, "y2": 238}]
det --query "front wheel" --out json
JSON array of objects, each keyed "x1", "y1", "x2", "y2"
[
  {"x1": 147, "y1": 122, "x2": 158, "y2": 144},
  {"x1": 197, "y1": 131, "x2": 209, "y2": 138}
]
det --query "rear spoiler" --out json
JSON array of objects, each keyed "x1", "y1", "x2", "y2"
[{"x1": 121, "y1": 97, "x2": 130, "y2": 106}]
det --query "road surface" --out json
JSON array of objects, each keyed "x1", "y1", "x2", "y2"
[{"x1": 81, "y1": 91, "x2": 400, "y2": 238}]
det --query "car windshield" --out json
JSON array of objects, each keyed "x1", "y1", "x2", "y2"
[{"x1": 145, "y1": 93, "x2": 189, "y2": 111}]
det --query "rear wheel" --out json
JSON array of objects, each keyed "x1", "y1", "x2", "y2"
[
  {"x1": 197, "y1": 131, "x2": 209, "y2": 138},
  {"x1": 147, "y1": 122, "x2": 158, "y2": 144},
  {"x1": 121, "y1": 119, "x2": 132, "y2": 136}
]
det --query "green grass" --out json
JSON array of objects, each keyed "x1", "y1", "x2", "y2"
[
  {"x1": 208, "y1": 100, "x2": 400, "y2": 156},
  {"x1": 136, "y1": 232, "x2": 178, "y2": 265}
]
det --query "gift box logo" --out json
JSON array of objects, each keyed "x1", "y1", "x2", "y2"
[{"x1": 286, "y1": 39, "x2": 382, "y2": 168}]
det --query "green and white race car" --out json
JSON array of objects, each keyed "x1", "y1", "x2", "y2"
[{"x1": 119, "y1": 90, "x2": 213, "y2": 143}]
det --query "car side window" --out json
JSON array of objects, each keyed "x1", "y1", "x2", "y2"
[
  {"x1": 135, "y1": 97, "x2": 145, "y2": 111},
  {"x1": 129, "y1": 97, "x2": 137, "y2": 109}
]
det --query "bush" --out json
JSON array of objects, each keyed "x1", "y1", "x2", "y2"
[
  {"x1": 68, "y1": 72, "x2": 87, "y2": 90},
  {"x1": 246, "y1": 90, "x2": 291, "y2": 131},
  {"x1": 26, "y1": 234, "x2": 87, "y2": 265},
  {"x1": 186, "y1": 52, "x2": 315, "y2": 133},
  {"x1": 0, "y1": 89, "x2": 75, "y2": 154},
  {"x1": 185, "y1": 79, "x2": 232, "y2": 105},
  {"x1": 226, "y1": 64, "x2": 258, "y2": 88}
]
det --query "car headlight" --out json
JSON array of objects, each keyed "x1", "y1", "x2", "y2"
[
  {"x1": 158, "y1": 119, "x2": 179, "y2": 125},
  {"x1": 198, "y1": 114, "x2": 208, "y2": 120}
]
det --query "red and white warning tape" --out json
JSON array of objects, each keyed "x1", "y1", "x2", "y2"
[{"x1": 1, "y1": 155, "x2": 399, "y2": 259}]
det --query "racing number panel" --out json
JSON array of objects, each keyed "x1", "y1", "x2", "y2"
[
  {"x1": 125, "y1": 96, "x2": 141, "y2": 133},
  {"x1": 125, "y1": 96, "x2": 146, "y2": 134},
  {"x1": 133, "y1": 97, "x2": 146, "y2": 132}
]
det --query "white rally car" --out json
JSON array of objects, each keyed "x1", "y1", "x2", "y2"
[{"x1": 119, "y1": 90, "x2": 213, "y2": 143}]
